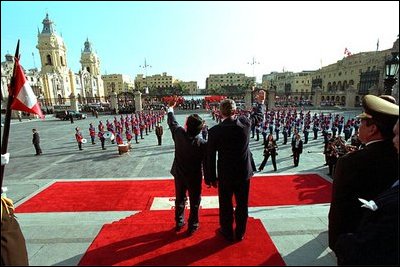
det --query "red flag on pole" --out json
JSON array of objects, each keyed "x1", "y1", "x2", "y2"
[{"x1": 10, "y1": 58, "x2": 44, "y2": 119}]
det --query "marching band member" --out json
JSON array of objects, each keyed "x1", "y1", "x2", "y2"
[
  {"x1": 98, "y1": 120, "x2": 105, "y2": 132},
  {"x1": 75, "y1": 127, "x2": 84, "y2": 151},
  {"x1": 115, "y1": 131, "x2": 124, "y2": 145},
  {"x1": 89, "y1": 123, "x2": 96, "y2": 145},
  {"x1": 98, "y1": 129, "x2": 106, "y2": 150},
  {"x1": 133, "y1": 123, "x2": 140, "y2": 143},
  {"x1": 125, "y1": 128, "x2": 133, "y2": 144}
]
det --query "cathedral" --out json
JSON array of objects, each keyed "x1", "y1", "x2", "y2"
[{"x1": 1, "y1": 13, "x2": 105, "y2": 113}]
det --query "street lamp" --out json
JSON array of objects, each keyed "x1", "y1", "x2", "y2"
[
  {"x1": 139, "y1": 58, "x2": 151, "y2": 94},
  {"x1": 384, "y1": 51, "x2": 399, "y2": 95},
  {"x1": 247, "y1": 57, "x2": 259, "y2": 105}
]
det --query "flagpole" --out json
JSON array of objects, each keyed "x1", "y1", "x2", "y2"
[{"x1": 1, "y1": 40, "x2": 20, "y2": 189}]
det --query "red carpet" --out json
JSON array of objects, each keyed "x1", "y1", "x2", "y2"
[
  {"x1": 16, "y1": 174, "x2": 331, "y2": 213},
  {"x1": 78, "y1": 209, "x2": 285, "y2": 266}
]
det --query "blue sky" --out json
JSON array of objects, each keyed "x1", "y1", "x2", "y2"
[{"x1": 1, "y1": 1, "x2": 399, "y2": 88}]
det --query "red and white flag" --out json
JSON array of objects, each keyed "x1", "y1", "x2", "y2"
[{"x1": 10, "y1": 58, "x2": 44, "y2": 119}]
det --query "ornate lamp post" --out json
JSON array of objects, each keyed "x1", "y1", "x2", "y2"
[
  {"x1": 384, "y1": 36, "x2": 399, "y2": 96},
  {"x1": 247, "y1": 57, "x2": 260, "y2": 105}
]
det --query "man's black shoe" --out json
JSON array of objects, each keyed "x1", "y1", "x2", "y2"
[
  {"x1": 187, "y1": 226, "x2": 199, "y2": 236},
  {"x1": 217, "y1": 228, "x2": 234, "y2": 242},
  {"x1": 236, "y1": 235, "x2": 244, "y2": 241},
  {"x1": 175, "y1": 223, "x2": 186, "y2": 232}
]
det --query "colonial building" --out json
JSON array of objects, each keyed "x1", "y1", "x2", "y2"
[
  {"x1": 101, "y1": 74, "x2": 135, "y2": 95},
  {"x1": 176, "y1": 81, "x2": 198, "y2": 95},
  {"x1": 205, "y1": 73, "x2": 255, "y2": 92},
  {"x1": 262, "y1": 40, "x2": 397, "y2": 108},
  {"x1": 134, "y1": 72, "x2": 174, "y2": 91},
  {"x1": 310, "y1": 49, "x2": 392, "y2": 106},
  {"x1": 0, "y1": 54, "x2": 14, "y2": 107}
]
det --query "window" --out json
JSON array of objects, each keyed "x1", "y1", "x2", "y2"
[{"x1": 46, "y1": 55, "x2": 52, "y2": 65}]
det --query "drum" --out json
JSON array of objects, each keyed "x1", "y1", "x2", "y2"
[
  {"x1": 118, "y1": 144, "x2": 129, "y2": 155},
  {"x1": 81, "y1": 138, "x2": 87, "y2": 144},
  {"x1": 103, "y1": 131, "x2": 112, "y2": 139}
]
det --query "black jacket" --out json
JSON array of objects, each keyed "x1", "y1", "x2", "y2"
[
  {"x1": 334, "y1": 183, "x2": 399, "y2": 265},
  {"x1": 206, "y1": 103, "x2": 264, "y2": 184},
  {"x1": 32, "y1": 132, "x2": 40, "y2": 144},
  {"x1": 167, "y1": 112, "x2": 207, "y2": 181},
  {"x1": 328, "y1": 139, "x2": 398, "y2": 251}
]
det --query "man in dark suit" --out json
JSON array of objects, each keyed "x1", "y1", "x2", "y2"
[
  {"x1": 167, "y1": 100, "x2": 207, "y2": 236},
  {"x1": 206, "y1": 90, "x2": 265, "y2": 242},
  {"x1": 334, "y1": 118, "x2": 399, "y2": 265},
  {"x1": 32, "y1": 128, "x2": 42, "y2": 155},
  {"x1": 328, "y1": 95, "x2": 399, "y2": 253},
  {"x1": 155, "y1": 122, "x2": 163, "y2": 145}
]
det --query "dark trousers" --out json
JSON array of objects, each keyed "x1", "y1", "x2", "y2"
[
  {"x1": 262, "y1": 132, "x2": 267, "y2": 145},
  {"x1": 259, "y1": 154, "x2": 277, "y2": 171},
  {"x1": 304, "y1": 133, "x2": 309, "y2": 144},
  {"x1": 156, "y1": 135, "x2": 162, "y2": 145},
  {"x1": 174, "y1": 176, "x2": 202, "y2": 229},
  {"x1": 34, "y1": 143, "x2": 42, "y2": 155},
  {"x1": 218, "y1": 178, "x2": 250, "y2": 238},
  {"x1": 78, "y1": 142, "x2": 82, "y2": 150},
  {"x1": 293, "y1": 151, "x2": 301, "y2": 166},
  {"x1": 100, "y1": 138, "x2": 105, "y2": 149}
]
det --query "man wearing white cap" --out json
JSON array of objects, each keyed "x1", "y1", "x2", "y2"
[
  {"x1": 334, "y1": 118, "x2": 399, "y2": 265},
  {"x1": 328, "y1": 95, "x2": 399, "y2": 254}
]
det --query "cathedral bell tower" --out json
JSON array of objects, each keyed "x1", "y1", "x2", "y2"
[
  {"x1": 78, "y1": 38, "x2": 105, "y2": 102},
  {"x1": 36, "y1": 13, "x2": 71, "y2": 106},
  {"x1": 80, "y1": 38, "x2": 100, "y2": 76}
]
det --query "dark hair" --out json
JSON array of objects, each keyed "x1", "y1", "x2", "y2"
[
  {"x1": 219, "y1": 99, "x2": 236, "y2": 117},
  {"x1": 186, "y1": 114, "x2": 204, "y2": 137},
  {"x1": 364, "y1": 117, "x2": 397, "y2": 139}
]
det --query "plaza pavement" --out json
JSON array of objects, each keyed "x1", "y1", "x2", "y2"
[{"x1": 1, "y1": 107, "x2": 361, "y2": 266}]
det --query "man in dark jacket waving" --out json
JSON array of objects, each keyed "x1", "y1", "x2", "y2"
[
  {"x1": 206, "y1": 90, "x2": 265, "y2": 241},
  {"x1": 167, "y1": 99, "x2": 207, "y2": 236}
]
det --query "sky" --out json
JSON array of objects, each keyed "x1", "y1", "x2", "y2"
[{"x1": 1, "y1": 1, "x2": 399, "y2": 89}]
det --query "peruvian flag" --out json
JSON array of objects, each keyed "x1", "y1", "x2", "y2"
[{"x1": 10, "y1": 58, "x2": 44, "y2": 119}]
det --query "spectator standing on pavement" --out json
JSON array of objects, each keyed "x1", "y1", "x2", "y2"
[
  {"x1": 206, "y1": 90, "x2": 265, "y2": 242},
  {"x1": 334, "y1": 118, "x2": 399, "y2": 266},
  {"x1": 328, "y1": 95, "x2": 399, "y2": 254},
  {"x1": 167, "y1": 98, "x2": 207, "y2": 236},
  {"x1": 32, "y1": 128, "x2": 42, "y2": 156},
  {"x1": 17, "y1": 111, "x2": 22, "y2": 122},
  {"x1": 155, "y1": 122, "x2": 163, "y2": 145},
  {"x1": 69, "y1": 111, "x2": 74, "y2": 124}
]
